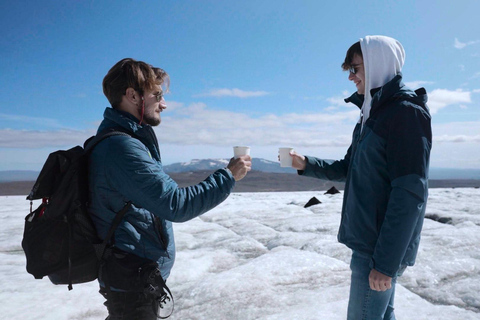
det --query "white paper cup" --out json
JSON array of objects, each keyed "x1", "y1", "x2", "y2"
[
  {"x1": 233, "y1": 146, "x2": 250, "y2": 159},
  {"x1": 278, "y1": 147, "x2": 294, "y2": 167}
]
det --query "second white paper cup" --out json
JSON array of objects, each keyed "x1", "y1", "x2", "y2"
[
  {"x1": 233, "y1": 146, "x2": 250, "y2": 159},
  {"x1": 278, "y1": 147, "x2": 294, "y2": 167}
]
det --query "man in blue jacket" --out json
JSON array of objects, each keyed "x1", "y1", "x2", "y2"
[
  {"x1": 290, "y1": 36, "x2": 432, "y2": 319},
  {"x1": 89, "y1": 58, "x2": 251, "y2": 319}
]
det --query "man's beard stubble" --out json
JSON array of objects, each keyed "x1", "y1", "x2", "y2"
[{"x1": 138, "y1": 105, "x2": 160, "y2": 126}]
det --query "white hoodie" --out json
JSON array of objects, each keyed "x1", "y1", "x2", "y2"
[{"x1": 359, "y1": 35, "x2": 406, "y2": 127}]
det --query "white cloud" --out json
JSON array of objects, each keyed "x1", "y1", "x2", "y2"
[
  {"x1": 282, "y1": 110, "x2": 359, "y2": 125},
  {"x1": 454, "y1": 38, "x2": 480, "y2": 49},
  {"x1": 0, "y1": 128, "x2": 93, "y2": 148},
  {"x1": 324, "y1": 106, "x2": 338, "y2": 112},
  {"x1": 434, "y1": 135, "x2": 480, "y2": 143},
  {"x1": 433, "y1": 121, "x2": 480, "y2": 142},
  {"x1": 158, "y1": 101, "x2": 362, "y2": 147},
  {"x1": 0, "y1": 102, "x2": 360, "y2": 150},
  {"x1": 430, "y1": 121, "x2": 480, "y2": 168},
  {"x1": 198, "y1": 88, "x2": 270, "y2": 98},
  {"x1": 0, "y1": 113, "x2": 64, "y2": 129},
  {"x1": 174, "y1": 102, "x2": 207, "y2": 115},
  {"x1": 2, "y1": 98, "x2": 479, "y2": 171},
  {"x1": 302, "y1": 95, "x2": 324, "y2": 101},
  {"x1": 470, "y1": 72, "x2": 480, "y2": 80},
  {"x1": 427, "y1": 89, "x2": 472, "y2": 114},
  {"x1": 326, "y1": 91, "x2": 357, "y2": 108},
  {"x1": 164, "y1": 101, "x2": 184, "y2": 111},
  {"x1": 326, "y1": 96, "x2": 347, "y2": 107},
  {"x1": 405, "y1": 81, "x2": 434, "y2": 88}
]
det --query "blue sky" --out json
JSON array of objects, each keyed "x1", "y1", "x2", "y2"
[{"x1": 1, "y1": 0, "x2": 479, "y2": 171}]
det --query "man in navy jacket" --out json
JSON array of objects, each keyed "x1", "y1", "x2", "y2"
[
  {"x1": 89, "y1": 58, "x2": 251, "y2": 319},
  {"x1": 291, "y1": 36, "x2": 432, "y2": 319}
]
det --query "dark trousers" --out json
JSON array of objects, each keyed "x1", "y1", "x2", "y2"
[{"x1": 100, "y1": 288, "x2": 157, "y2": 320}]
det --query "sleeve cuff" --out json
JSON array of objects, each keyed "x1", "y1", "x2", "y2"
[{"x1": 223, "y1": 167, "x2": 234, "y2": 179}]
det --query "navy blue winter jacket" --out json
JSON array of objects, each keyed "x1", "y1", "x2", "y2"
[
  {"x1": 300, "y1": 74, "x2": 432, "y2": 277},
  {"x1": 88, "y1": 108, "x2": 236, "y2": 279}
]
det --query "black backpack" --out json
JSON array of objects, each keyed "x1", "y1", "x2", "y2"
[{"x1": 21, "y1": 129, "x2": 131, "y2": 290}]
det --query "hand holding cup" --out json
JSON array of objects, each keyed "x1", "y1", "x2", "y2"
[
  {"x1": 278, "y1": 148, "x2": 306, "y2": 170},
  {"x1": 228, "y1": 146, "x2": 252, "y2": 181},
  {"x1": 290, "y1": 151, "x2": 307, "y2": 170}
]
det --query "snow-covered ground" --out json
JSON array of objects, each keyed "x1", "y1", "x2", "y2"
[{"x1": 1, "y1": 188, "x2": 479, "y2": 319}]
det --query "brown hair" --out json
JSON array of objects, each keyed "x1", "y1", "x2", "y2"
[
  {"x1": 341, "y1": 41, "x2": 362, "y2": 71},
  {"x1": 102, "y1": 58, "x2": 170, "y2": 108}
]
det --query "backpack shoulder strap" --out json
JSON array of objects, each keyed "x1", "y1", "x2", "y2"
[
  {"x1": 94, "y1": 200, "x2": 132, "y2": 259},
  {"x1": 84, "y1": 128, "x2": 132, "y2": 153}
]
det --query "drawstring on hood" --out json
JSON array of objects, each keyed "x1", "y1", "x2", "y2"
[{"x1": 359, "y1": 35, "x2": 405, "y2": 129}]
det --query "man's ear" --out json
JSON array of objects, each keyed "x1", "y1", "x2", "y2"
[{"x1": 125, "y1": 87, "x2": 139, "y2": 104}]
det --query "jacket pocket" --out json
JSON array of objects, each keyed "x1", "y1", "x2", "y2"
[{"x1": 152, "y1": 215, "x2": 169, "y2": 251}]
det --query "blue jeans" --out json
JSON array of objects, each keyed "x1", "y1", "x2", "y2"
[{"x1": 347, "y1": 251, "x2": 405, "y2": 320}]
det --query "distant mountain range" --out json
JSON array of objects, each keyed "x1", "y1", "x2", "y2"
[
  {"x1": 163, "y1": 158, "x2": 295, "y2": 174},
  {"x1": 0, "y1": 158, "x2": 479, "y2": 182}
]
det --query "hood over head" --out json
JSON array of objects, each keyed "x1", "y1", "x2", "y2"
[{"x1": 359, "y1": 35, "x2": 405, "y2": 126}]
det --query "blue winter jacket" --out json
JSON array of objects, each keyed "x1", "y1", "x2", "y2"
[
  {"x1": 88, "y1": 108, "x2": 236, "y2": 279},
  {"x1": 300, "y1": 74, "x2": 432, "y2": 277}
]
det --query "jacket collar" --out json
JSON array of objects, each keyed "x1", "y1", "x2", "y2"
[
  {"x1": 98, "y1": 108, "x2": 161, "y2": 160},
  {"x1": 344, "y1": 73, "x2": 429, "y2": 115},
  {"x1": 99, "y1": 108, "x2": 149, "y2": 136},
  {"x1": 344, "y1": 92, "x2": 364, "y2": 109}
]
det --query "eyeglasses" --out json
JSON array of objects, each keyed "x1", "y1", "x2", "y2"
[
  {"x1": 153, "y1": 91, "x2": 164, "y2": 102},
  {"x1": 348, "y1": 64, "x2": 363, "y2": 75}
]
